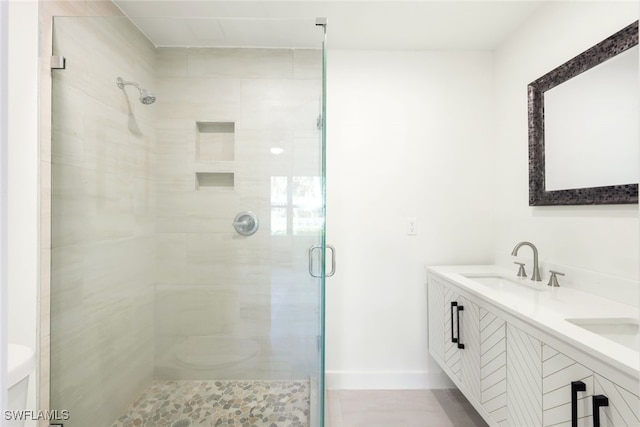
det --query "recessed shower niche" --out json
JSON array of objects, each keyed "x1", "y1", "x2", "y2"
[
  {"x1": 195, "y1": 121, "x2": 235, "y2": 190},
  {"x1": 196, "y1": 121, "x2": 235, "y2": 162},
  {"x1": 195, "y1": 172, "x2": 235, "y2": 189}
]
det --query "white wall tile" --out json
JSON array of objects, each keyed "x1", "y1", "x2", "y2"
[
  {"x1": 294, "y1": 49, "x2": 322, "y2": 80},
  {"x1": 156, "y1": 233, "x2": 187, "y2": 284},
  {"x1": 188, "y1": 48, "x2": 293, "y2": 79},
  {"x1": 49, "y1": 15, "x2": 156, "y2": 427},
  {"x1": 157, "y1": 77, "x2": 242, "y2": 121},
  {"x1": 155, "y1": 47, "x2": 322, "y2": 382},
  {"x1": 156, "y1": 48, "x2": 188, "y2": 77}
]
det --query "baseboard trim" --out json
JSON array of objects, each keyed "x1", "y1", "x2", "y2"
[{"x1": 325, "y1": 370, "x2": 455, "y2": 390}]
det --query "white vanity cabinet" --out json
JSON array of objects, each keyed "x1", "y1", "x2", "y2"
[
  {"x1": 505, "y1": 324, "x2": 597, "y2": 427},
  {"x1": 428, "y1": 274, "x2": 503, "y2": 425},
  {"x1": 505, "y1": 324, "x2": 543, "y2": 426},
  {"x1": 504, "y1": 324, "x2": 640, "y2": 427},
  {"x1": 427, "y1": 277, "x2": 445, "y2": 362},
  {"x1": 541, "y1": 343, "x2": 595, "y2": 427},
  {"x1": 427, "y1": 276, "x2": 481, "y2": 403},
  {"x1": 458, "y1": 294, "x2": 481, "y2": 401},
  {"x1": 442, "y1": 283, "x2": 461, "y2": 380},
  {"x1": 426, "y1": 269, "x2": 640, "y2": 427},
  {"x1": 592, "y1": 374, "x2": 640, "y2": 426},
  {"x1": 480, "y1": 308, "x2": 507, "y2": 425}
]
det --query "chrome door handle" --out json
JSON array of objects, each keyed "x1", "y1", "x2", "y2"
[
  {"x1": 326, "y1": 245, "x2": 336, "y2": 277},
  {"x1": 308, "y1": 245, "x2": 336, "y2": 278},
  {"x1": 309, "y1": 245, "x2": 322, "y2": 278}
]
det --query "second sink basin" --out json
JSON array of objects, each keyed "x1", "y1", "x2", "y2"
[{"x1": 566, "y1": 317, "x2": 639, "y2": 351}]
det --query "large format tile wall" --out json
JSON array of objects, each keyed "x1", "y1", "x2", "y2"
[
  {"x1": 154, "y1": 48, "x2": 323, "y2": 381},
  {"x1": 48, "y1": 17, "x2": 324, "y2": 427},
  {"x1": 38, "y1": 2, "x2": 126, "y2": 423},
  {"x1": 50, "y1": 17, "x2": 157, "y2": 427}
]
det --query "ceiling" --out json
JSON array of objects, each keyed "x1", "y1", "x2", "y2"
[{"x1": 112, "y1": 1, "x2": 544, "y2": 50}]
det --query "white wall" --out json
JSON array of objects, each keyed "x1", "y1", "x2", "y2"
[
  {"x1": 492, "y1": 2, "x2": 639, "y2": 282},
  {"x1": 7, "y1": 0, "x2": 38, "y2": 352},
  {"x1": 325, "y1": 1, "x2": 640, "y2": 390},
  {"x1": 325, "y1": 50, "x2": 496, "y2": 389},
  {"x1": 7, "y1": 0, "x2": 38, "y2": 421},
  {"x1": 0, "y1": 0, "x2": 8, "y2": 419}
]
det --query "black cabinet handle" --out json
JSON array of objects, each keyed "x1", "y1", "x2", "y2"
[
  {"x1": 571, "y1": 381, "x2": 586, "y2": 427},
  {"x1": 457, "y1": 305, "x2": 465, "y2": 349},
  {"x1": 450, "y1": 301, "x2": 458, "y2": 343},
  {"x1": 592, "y1": 395, "x2": 609, "y2": 427}
]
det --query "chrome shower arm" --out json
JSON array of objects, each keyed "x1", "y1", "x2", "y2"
[{"x1": 116, "y1": 77, "x2": 141, "y2": 91}]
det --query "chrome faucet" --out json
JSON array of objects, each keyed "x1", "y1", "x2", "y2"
[{"x1": 511, "y1": 241, "x2": 542, "y2": 281}]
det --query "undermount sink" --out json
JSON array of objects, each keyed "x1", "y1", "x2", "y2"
[
  {"x1": 566, "y1": 318, "x2": 640, "y2": 351},
  {"x1": 462, "y1": 273, "x2": 546, "y2": 293}
]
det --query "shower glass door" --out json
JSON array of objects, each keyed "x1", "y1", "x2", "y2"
[{"x1": 50, "y1": 16, "x2": 327, "y2": 427}]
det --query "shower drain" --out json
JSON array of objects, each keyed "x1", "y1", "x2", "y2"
[{"x1": 169, "y1": 418, "x2": 192, "y2": 427}]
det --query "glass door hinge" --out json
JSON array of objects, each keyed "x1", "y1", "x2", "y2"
[{"x1": 50, "y1": 56, "x2": 66, "y2": 70}]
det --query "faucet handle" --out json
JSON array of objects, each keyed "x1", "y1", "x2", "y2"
[
  {"x1": 547, "y1": 270, "x2": 565, "y2": 287},
  {"x1": 514, "y1": 262, "x2": 527, "y2": 278}
]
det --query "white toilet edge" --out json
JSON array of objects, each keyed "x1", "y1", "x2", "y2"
[{"x1": 8, "y1": 344, "x2": 36, "y2": 388}]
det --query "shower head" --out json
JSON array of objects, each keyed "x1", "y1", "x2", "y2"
[
  {"x1": 116, "y1": 77, "x2": 156, "y2": 105},
  {"x1": 139, "y1": 89, "x2": 156, "y2": 105}
]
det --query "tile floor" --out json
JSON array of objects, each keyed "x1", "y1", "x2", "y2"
[
  {"x1": 327, "y1": 388, "x2": 488, "y2": 427},
  {"x1": 112, "y1": 380, "x2": 309, "y2": 427},
  {"x1": 111, "y1": 380, "x2": 486, "y2": 427}
]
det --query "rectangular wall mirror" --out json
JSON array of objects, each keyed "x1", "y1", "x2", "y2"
[{"x1": 528, "y1": 21, "x2": 639, "y2": 206}]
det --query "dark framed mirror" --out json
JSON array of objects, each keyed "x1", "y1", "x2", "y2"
[{"x1": 528, "y1": 21, "x2": 639, "y2": 206}]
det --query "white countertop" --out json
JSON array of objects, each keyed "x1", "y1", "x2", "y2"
[{"x1": 427, "y1": 265, "x2": 639, "y2": 378}]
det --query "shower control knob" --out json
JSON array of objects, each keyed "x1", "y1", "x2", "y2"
[{"x1": 232, "y1": 211, "x2": 259, "y2": 236}]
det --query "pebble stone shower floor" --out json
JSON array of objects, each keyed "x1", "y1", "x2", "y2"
[{"x1": 111, "y1": 380, "x2": 310, "y2": 427}]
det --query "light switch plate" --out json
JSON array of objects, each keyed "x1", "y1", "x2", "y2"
[{"x1": 407, "y1": 218, "x2": 417, "y2": 236}]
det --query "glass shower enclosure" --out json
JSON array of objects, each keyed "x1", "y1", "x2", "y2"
[{"x1": 50, "y1": 15, "x2": 327, "y2": 427}]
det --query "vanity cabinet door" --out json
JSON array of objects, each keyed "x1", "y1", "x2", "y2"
[
  {"x1": 459, "y1": 295, "x2": 481, "y2": 402},
  {"x1": 427, "y1": 278, "x2": 445, "y2": 363},
  {"x1": 442, "y1": 284, "x2": 462, "y2": 380},
  {"x1": 480, "y1": 308, "x2": 507, "y2": 426},
  {"x1": 427, "y1": 276, "x2": 481, "y2": 402},
  {"x1": 427, "y1": 276, "x2": 464, "y2": 381},
  {"x1": 592, "y1": 374, "x2": 640, "y2": 426},
  {"x1": 506, "y1": 324, "x2": 543, "y2": 427},
  {"x1": 542, "y1": 344, "x2": 593, "y2": 427}
]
